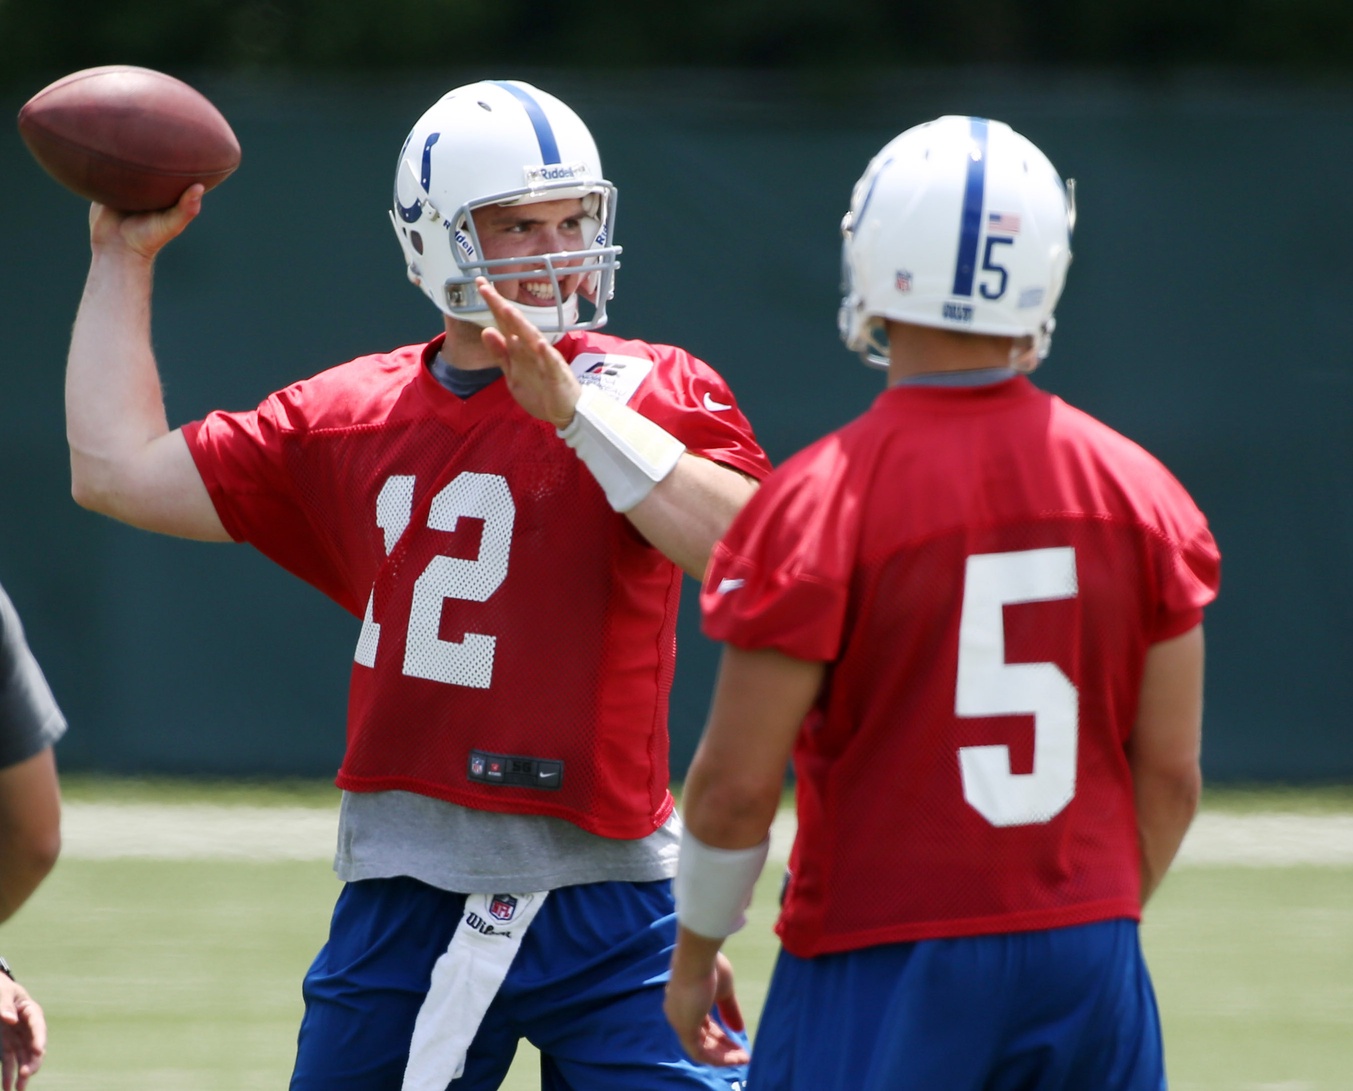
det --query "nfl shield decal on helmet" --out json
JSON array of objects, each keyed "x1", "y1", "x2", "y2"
[{"x1": 490, "y1": 894, "x2": 518, "y2": 922}]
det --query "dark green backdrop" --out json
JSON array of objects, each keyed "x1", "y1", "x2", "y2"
[{"x1": 2, "y1": 69, "x2": 1349, "y2": 782}]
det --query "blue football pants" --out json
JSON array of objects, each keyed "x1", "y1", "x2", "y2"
[
  {"x1": 290, "y1": 875, "x2": 748, "y2": 1091},
  {"x1": 748, "y1": 918, "x2": 1166, "y2": 1091}
]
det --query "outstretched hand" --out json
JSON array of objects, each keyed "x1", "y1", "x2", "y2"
[
  {"x1": 89, "y1": 183, "x2": 205, "y2": 263},
  {"x1": 664, "y1": 948, "x2": 749, "y2": 1068},
  {"x1": 476, "y1": 277, "x2": 581, "y2": 429},
  {"x1": 0, "y1": 978, "x2": 46, "y2": 1091}
]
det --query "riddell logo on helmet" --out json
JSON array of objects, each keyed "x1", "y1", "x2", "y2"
[
  {"x1": 943, "y1": 302, "x2": 975, "y2": 323},
  {"x1": 525, "y1": 162, "x2": 589, "y2": 187},
  {"x1": 454, "y1": 228, "x2": 478, "y2": 261}
]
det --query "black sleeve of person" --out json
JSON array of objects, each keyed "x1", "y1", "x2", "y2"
[{"x1": 0, "y1": 581, "x2": 67, "y2": 770}]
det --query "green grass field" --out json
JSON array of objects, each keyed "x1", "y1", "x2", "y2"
[{"x1": 2, "y1": 779, "x2": 1351, "y2": 1089}]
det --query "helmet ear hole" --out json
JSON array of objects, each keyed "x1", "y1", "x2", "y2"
[{"x1": 410, "y1": 231, "x2": 424, "y2": 255}]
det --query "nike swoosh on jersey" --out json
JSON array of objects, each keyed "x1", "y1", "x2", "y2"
[
  {"x1": 702, "y1": 392, "x2": 734, "y2": 412},
  {"x1": 716, "y1": 577, "x2": 745, "y2": 594}
]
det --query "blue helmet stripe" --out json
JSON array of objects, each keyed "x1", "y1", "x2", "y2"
[
  {"x1": 490, "y1": 81, "x2": 562, "y2": 165},
  {"x1": 951, "y1": 117, "x2": 989, "y2": 298},
  {"x1": 855, "y1": 157, "x2": 893, "y2": 229}
]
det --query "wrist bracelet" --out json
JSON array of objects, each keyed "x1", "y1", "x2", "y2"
[
  {"x1": 674, "y1": 831, "x2": 770, "y2": 940},
  {"x1": 0, "y1": 956, "x2": 14, "y2": 980}
]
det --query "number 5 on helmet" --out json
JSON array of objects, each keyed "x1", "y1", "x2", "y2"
[{"x1": 838, "y1": 115, "x2": 1075, "y2": 368}]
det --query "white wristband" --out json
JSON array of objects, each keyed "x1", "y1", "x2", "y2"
[
  {"x1": 674, "y1": 831, "x2": 770, "y2": 940},
  {"x1": 558, "y1": 385, "x2": 686, "y2": 512}
]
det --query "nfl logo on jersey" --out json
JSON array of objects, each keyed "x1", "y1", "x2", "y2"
[{"x1": 489, "y1": 894, "x2": 518, "y2": 922}]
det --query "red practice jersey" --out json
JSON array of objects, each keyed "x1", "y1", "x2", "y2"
[
  {"x1": 702, "y1": 376, "x2": 1220, "y2": 957},
  {"x1": 184, "y1": 331, "x2": 770, "y2": 839}
]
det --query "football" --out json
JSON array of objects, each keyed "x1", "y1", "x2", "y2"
[{"x1": 17, "y1": 65, "x2": 241, "y2": 212}]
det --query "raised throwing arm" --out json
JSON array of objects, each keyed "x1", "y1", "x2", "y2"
[{"x1": 66, "y1": 185, "x2": 228, "y2": 541}]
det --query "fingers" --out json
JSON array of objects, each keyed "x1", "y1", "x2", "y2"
[
  {"x1": 664, "y1": 971, "x2": 750, "y2": 1069},
  {"x1": 476, "y1": 279, "x2": 537, "y2": 372},
  {"x1": 476, "y1": 278, "x2": 548, "y2": 349},
  {"x1": 89, "y1": 183, "x2": 207, "y2": 260},
  {"x1": 687, "y1": 1017, "x2": 750, "y2": 1067},
  {"x1": 476, "y1": 278, "x2": 515, "y2": 332},
  {"x1": 1, "y1": 1013, "x2": 44, "y2": 1091},
  {"x1": 166, "y1": 183, "x2": 206, "y2": 234},
  {"x1": 473, "y1": 276, "x2": 581, "y2": 428},
  {"x1": 712, "y1": 951, "x2": 745, "y2": 1032},
  {"x1": 476, "y1": 277, "x2": 513, "y2": 323},
  {"x1": 715, "y1": 992, "x2": 745, "y2": 1034},
  {"x1": 480, "y1": 326, "x2": 510, "y2": 367},
  {"x1": 17, "y1": 1001, "x2": 45, "y2": 1060},
  {"x1": 15, "y1": 1051, "x2": 41, "y2": 1091},
  {"x1": 141, "y1": 183, "x2": 205, "y2": 254}
]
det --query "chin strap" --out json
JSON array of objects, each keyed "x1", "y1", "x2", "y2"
[{"x1": 455, "y1": 293, "x2": 579, "y2": 346}]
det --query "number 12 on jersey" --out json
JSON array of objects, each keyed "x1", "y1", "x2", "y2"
[
  {"x1": 955, "y1": 547, "x2": 1078, "y2": 828},
  {"x1": 354, "y1": 472, "x2": 517, "y2": 689}
]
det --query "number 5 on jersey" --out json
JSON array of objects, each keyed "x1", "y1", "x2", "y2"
[
  {"x1": 955, "y1": 547, "x2": 1078, "y2": 828},
  {"x1": 354, "y1": 472, "x2": 516, "y2": 689}
]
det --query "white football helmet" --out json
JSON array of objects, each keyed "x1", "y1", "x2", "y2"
[
  {"x1": 838, "y1": 115, "x2": 1075, "y2": 368},
  {"x1": 390, "y1": 79, "x2": 620, "y2": 338}
]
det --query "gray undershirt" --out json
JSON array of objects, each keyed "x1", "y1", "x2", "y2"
[
  {"x1": 335, "y1": 791, "x2": 681, "y2": 894},
  {"x1": 898, "y1": 366, "x2": 1019, "y2": 387},
  {"x1": 332, "y1": 351, "x2": 681, "y2": 895}
]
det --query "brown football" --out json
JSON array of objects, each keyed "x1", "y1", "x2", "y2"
[{"x1": 17, "y1": 65, "x2": 241, "y2": 212}]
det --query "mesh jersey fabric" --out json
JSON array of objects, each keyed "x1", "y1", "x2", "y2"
[
  {"x1": 184, "y1": 330, "x2": 770, "y2": 840},
  {"x1": 702, "y1": 375, "x2": 1220, "y2": 957}
]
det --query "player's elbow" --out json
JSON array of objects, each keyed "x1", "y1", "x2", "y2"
[
  {"x1": 682, "y1": 769, "x2": 782, "y2": 847},
  {"x1": 703, "y1": 472, "x2": 759, "y2": 545},
  {"x1": 1128, "y1": 716, "x2": 1203, "y2": 821},
  {"x1": 70, "y1": 473, "x2": 104, "y2": 515},
  {"x1": 1131, "y1": 742, "x2": 1202, "y2": 800},
  {"x1": 22, "y1": 821, "x2": 62, "y2": 885},
  {"x1": 1131, "y1": 751, "x2": 1203, "y2": 845},
  {"x1": 69, "y1": 449, "x2": 137, "y2": 521},
  {"x1": 0, "y1": 827, "x2": 61, "y2": 923},
  {"x1": 69, "y1": 449, "x2": 113, "y2": 512},
  {"x1": 1159, "y1": 758, "x2": 1203, "y2": 815}
]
